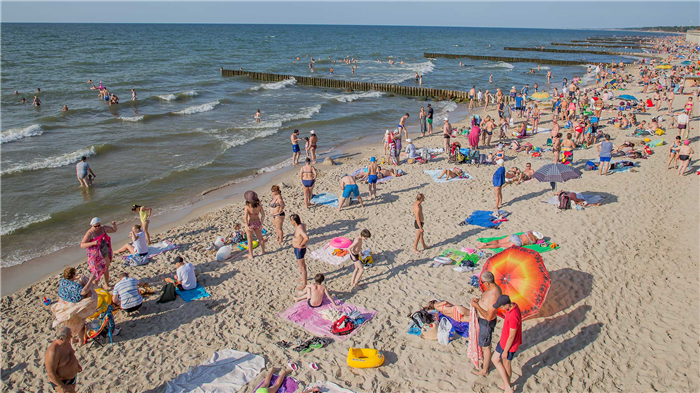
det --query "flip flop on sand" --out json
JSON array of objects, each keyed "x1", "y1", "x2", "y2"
[
  {"x1": 287, "y1": 361, "x2": 298, "y2": 371},
  {"x1": 308, "y1": 361, "x2": 319, "y2": 371}
]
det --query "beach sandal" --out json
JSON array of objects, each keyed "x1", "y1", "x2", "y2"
[
  {"x1": 308, "y1": 362, "x2": 319, "y2": 371},
  {"x1": 275, "y1": 340, "x2": 293, "y2": 349},
  {"x1": 288, "y1": 362, "x2": 298, "y2": 371}
]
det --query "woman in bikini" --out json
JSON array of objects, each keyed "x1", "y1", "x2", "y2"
[
  {"x1": 531, "y1": 104, "x2": 540, "y2": 133},
  {"x1": 131, "y1": 204, "x2": 152, "y2": 244},
  {"x1": 437, "y1": 167, "x2": 466, "y2": 180},
  {"x1": 667, "y1": 136, "x2": 681, "y2": 170},
  {"x1": 426, "y1": 300, "x2": 469, "y2": 322},
  {"x1": 299, "y1": 158, "x2": 317, "y2": 209},
  {"x1": 243, "y1": 198, "x2": 266, "y2": 259},
  {"x1": 477, "y1": 231, "x2": 544, "y2": 249},
  {"x1": 269, "y1": 185, "x2": 286, "y2": 244},
  {"x1": 552, "y1": 132, "x2": 562, "y2": 163}
]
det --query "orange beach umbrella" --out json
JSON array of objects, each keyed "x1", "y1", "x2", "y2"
[{"x1": 480, "y1": 246, "x2": 550, "y2": 319}]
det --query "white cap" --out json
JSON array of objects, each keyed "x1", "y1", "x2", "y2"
[
  {"x1": 310, "y1": 130, "x2": 315, "y2": 134},
  {"x1": 496, "y1": 159, "x2": 505, "y2": 166},
  {"x1": 444, "y1": 117, "x2": 449, "y2": 121},
  {"x1": 406, "y1": 138, "x2": 412, "y2": 142},
  {"x1": 90, "y1": 217, "x2": 101, "y2": 226},
  {"x1": 385, "y1": 130, "x2": 390, "y2": 134}
]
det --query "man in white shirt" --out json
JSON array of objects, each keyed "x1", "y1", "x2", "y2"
[
  {"x1": 165, "y1": 256, "x2": 197, "y2": 290},
  {"x1": 677, "y1": 112, "x2": 689, "y2": 139}
]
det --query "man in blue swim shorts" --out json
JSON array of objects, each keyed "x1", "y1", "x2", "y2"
[
  {"x1": 338, "y1": 174, "x2": 364, "y2": 212},
  {"x1": 398, "y1": 113, "x2": 409, "y2": 140},
  {"x1": 291, "y1": 129, "x2": 301, "y2": 166},
  {"x1": 367, "y1": 157, "x2": 379, "y2": 200}
]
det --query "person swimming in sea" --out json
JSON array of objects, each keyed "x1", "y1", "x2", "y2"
[
  {"x1": 32, "y1": 96, "x2": 41, "y2": 106},
  {"x1": 254, "y1": 109, "x2": 261, "y2": 123},
  {"x1": 62, "y1": 105, "x2": 69, "y2": 111}
]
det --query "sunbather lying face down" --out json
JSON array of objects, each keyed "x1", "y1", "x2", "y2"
[{"x1": 477, "y1": 231, "x2": 544, "y2": 249}]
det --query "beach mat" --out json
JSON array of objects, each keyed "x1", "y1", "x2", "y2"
[
  {"x1": 309, "y1": 243, "x2": 350, "y2": 266},
  {"x1": 351, "y1": 168, "x2": 396, "y2": 183},
  {"x1": 439, "y1": 249, "x2": 478, "y2": 265},
  {"x1": 122, "y1": 239, "x2": 179, "y2": 265},
  {"x1": 278, "y1": 297, "x2": 377, "y2": 342},
  {"x1": 465, "y1": 210, "x2": 504, "y2": 228},
  {"x1": 176, "y1": 284, "x2": 210, "y2": 303},
  {"x1": 256, "y1": 374, "x2": 299, "y2": 393},
  {"x1": 165, "y1": 349, "x2": 265, "y2": 393},
  {"x1": 544, "y1": 193, "x2": 603, "y2": 206},
  {"x1": 477, "y1": 233, "x2": 559, "y2": 254},
  {"x1": 424, "y1": 169, "x2": 472, "y2": 183},
  {"x1": 305, "y1": 381, "x2": 357, "y2": 393},
  {"x1": 311, "y1": 193, "x2": 339, "y2": 208}
]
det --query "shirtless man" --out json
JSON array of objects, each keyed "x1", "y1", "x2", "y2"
[
  {"x1": 293, "y1": 273, "x2": 340, "y2": 308},
  {"x1": 348, "y1": 229, "x2": 371, "y2": 289},
  {"x1": 291, "y1": 129, "x2": 301, "y2": 166},
  {"x1": 398, "y1": 113, "x2": 410, "y2": 140},
  {"x1": 413, "y1": 194, "x2": 428, "y2": 254},
  {"x1": 338, "y1": 174, "x2": 364, "y2": 211},
  {"x1": 367, "y1": 157, "x2": 379, "y2": 199},
  {"x1": 443, "y1": 118, "x2": 453, "y2": 154},
  {"x1": 45, "y1": 327, "x2": 81, "y2": 393},
  {"x1": 484, "y1": 117, "x2": 496, "y2": 147},
  {"x1": 309, "y1": 130, "x2": 318, "y2": 164},
  {"x1": 290, "y1": 214, "x2": 309, "y2": 290},
  {"x1": 677, "y1": 140, "x2": 694, "y2": 176},
  {"x1": 470, "y1": 271, "x2": 502, "y2": 377},
  {"x1": 519, "y1": 163, "x2": 535, "y2": 184}
]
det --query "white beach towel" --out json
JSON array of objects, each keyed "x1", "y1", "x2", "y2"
[
  {"x1": 305, "y1": 382, "x2": 357, "y2": 393},
  {"x1": 165, "y1": 349, "x2": 265, "y2": 393},
  {"x1": 424, "y1": 169, "x2": 472, "y2": 183},
  {"x1": 309, "y1": 243, "x2": 350, "y2": 266},
  {"x1": 544, "y1": 192, "x2": 603, "y2": 205}
]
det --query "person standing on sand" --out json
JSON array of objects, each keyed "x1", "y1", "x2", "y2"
[
  {"x1": 300, "y1": 158, "x2": 317, "y2": 209},
  {"x1": 596, "y1": 134, "x2": 617, "y2": 176},
  {"x1": 243, "y1": 196, "x2": 266, "y2": 259},
  {"x1": 426, "y1": 104, "x2": 434, "y2": 135},
  {"x1": 309, "y1": 130, "x2": 318, "y2": 164},
  {"x1": 470, "y1": 271, "x2": 502, "y2": 378},
  {"x1": 398, "y1": 113, "x2": 409, "y2": 140},
  {"x1": 269, "y1": 185, "x2": 286, "y2": 244},
  {"x1": 348, "y1": 229, "x2": 371, "y2": 289},
  {"x1": 80, "y1": 217, "x2": 117, "y2": 289},
  {"x1": 338, "y1": 174, "x2": 364, "y2": 211},
  {"x1": 552, "y1": 133, "x2": 562, "y2": 163},
  {"x1": 290, "y1": 214, "x2": 309, "y2": 290},
  {"x1": 677, "y1": 140, "x2": 694, "y2": 176},
  {"x1": 419, "y1": 106, "x2": 427, "y2": 137},
  {"x1": 443, "y1": 118, "x2": 453, "y2": 154},
  {"x1": 45, "y1": 327, "x2": 81, "y2": 393},
  {"x1": 413, "y1": 194, "x2": 428, "y2": 254},
  {"x1": 491, "y1": 295, "x2": 522, "y2": 393},
  {"x1": 493, "y1": 160, "x2": 505, "y2": 211},
  {"x1": 291, "y1": 129, "x2": 301, "y2": 166},
  {"x1": 367, "y1": 157, "x2": 379, "y2": 200},
  {"x1": 75, "y1": 156, "x2": 96, "y2": 187}
]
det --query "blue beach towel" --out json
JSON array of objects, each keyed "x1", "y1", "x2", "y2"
[
  {"x1": 424, "y1": 169, "x2": 472, "y2": 183},
  {"x1": 176, "y1": 284, "x2": 210, "y2": 303},
  {"x1": 311, "y1": 193, "x2": 339, "y2": 208},
  {"x1": 465, "y1": 210, "x2": 507, "y2": 228}
]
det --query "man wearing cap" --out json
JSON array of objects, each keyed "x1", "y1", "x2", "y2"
[
  {"x1": 291, "y1": 129, "x2": 301, "y2": 167},
  {"x1": 426, "y1": 104, "x2": 434, "y2": 135},
  {"x1": 165, "y1": 256, "x2": 197, "y2": 290},
  {"x1": 491, "y1": 295, "x2": 522, "y2": 393},
  {"x1": 470, "y1": 271, "x2": 502, "y2": 377},
  {"x1": 367, "y1": 157, "x2": 379, "y2": 200},
  {"x1": 493, "y1": 159, "x2": 506, "y2": 210},
  {"x1": 404, "y1": 138, "x2": 416, "y2": 160},
  {"x1": 443, "y1": 118, "x2": 452, "y2": 155},
  {"x1": 309, "y1": 130, "x2": 318, "y2": 164}
]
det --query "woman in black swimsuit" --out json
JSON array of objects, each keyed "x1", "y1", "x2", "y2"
[{"x1": 269, "y1": 185, "x2": 286, "y2": 244}]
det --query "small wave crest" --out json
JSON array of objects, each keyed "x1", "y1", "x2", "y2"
[
  {"x1": 251, "y1": 78, "x2": 297, "y2": 91},
  {"x1": 1, "y1": 146, "x2": 99, "y2": 176},
  {"x1": 1, "y1": 213, "x2": 52, "y2": 236},
  {"x1": 174, "y1": 101, "x2": 220, "y2": 115},
  {"x1": 155, "y1": 90, "x2": 199, "y2": 101},
  {"x1": 1, "y1": 124, "x2": 43, "y2": 144},
  {"x1": 118, "y1": 115, "x2": 145, "y2": 122},
  {"x1": 324, "y1": 91, "x2": 384, "y2": 103},
  {"x1": 489, "y1": 61, "x2": 515, "y2": 70}
]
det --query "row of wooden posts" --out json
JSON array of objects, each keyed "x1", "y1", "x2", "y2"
[
  {"x1": 422, "y1": 52, "x2": 594, "y2": 66},
  {"x1": 550, "y1": 42, "x2": 653, "y2": 49},
  {"x1": 503, "y1": 46, "x2": 653, "y2": 57}
]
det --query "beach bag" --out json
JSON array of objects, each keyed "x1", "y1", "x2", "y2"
[
  {"x1": 409, "y1": 309, "x2": 434, "y2": 328},
  {"x1": 157, "y1": 283, "x2": 177, "y2": 303},
  {"x1": 99, "y1": 237, "x2": 111, "y2": 258},
  {"x1": 558, "y1": 193, "x2": 571, "y2": 210},
  {"x1": 331, "y1": 316, "x2": 355, "y2": 336}
]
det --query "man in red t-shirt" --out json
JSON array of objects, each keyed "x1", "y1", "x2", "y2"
[{"x1": 492, "y1": 295, "x2": 522, "y2": 393}]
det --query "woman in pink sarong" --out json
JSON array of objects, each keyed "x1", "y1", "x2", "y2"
[
  {"x1": 80, "y1": 217, "x2": 118, "y2": 289},
  {"x1": 468, "y1": 125, "x2": 481, "y2": 149}
]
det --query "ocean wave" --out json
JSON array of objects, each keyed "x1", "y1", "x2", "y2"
[
  {"x1": 487, "y1": 61, "x2": 515, "y2": 70},
  {"x1": 251, "y1": 78, "x2": 297, "y2": 91},
  {"x1": 1, "y1": 124, "x2": 43, "y2": 144},
  {"x1": 257, "y1": 157, "x2": 294, "y2": 174},
  {"x1": 436, "y1": 101, "x2": 459, "y2": 119},
  {"x1": 0, "y1": 241, "x2": 75, "y2": 268},
  {"x1": 384, "y1": 60, "x2": 436, "y2": 83},
  {"x1": 323, "y1": 91, "x2": 384, "y2": 103},
  {"x1": 118, "y1": 115, "x2": 145, "y2": 122},
  {"x1": 174, "y1": 101, "x2": 220, "y2": 115},
  {"x1": 1, "y1": 145, "x2": 100, "y2": 176},
  {"x1": 1, "y1": 213, "x2": 52, "y2": 236},
  {"x1": 155, "y1": 90, "x2": 199, "y2": 101}
]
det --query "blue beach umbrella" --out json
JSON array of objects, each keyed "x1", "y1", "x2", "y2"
[{"x1": 618, "y1": 94, "x2": 638, "y2": 102}]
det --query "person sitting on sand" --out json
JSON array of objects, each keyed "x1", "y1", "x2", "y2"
[
  {"x1": 112, "y1": 272, "x2": 144, "y2": 313},
  {"x1": 477, "y1": 231, "x2": 544, "y2": 249},
  {"x1": 519, "y1": 163, "x2": 534, "y2": 184},
  {"x1": 115, "y1": 225, "x2": 148, "y2": 256},
  {"x1": 165, "y1": 256, "x2": 197, "y2": 290},
  {"x1": 293, "y1": 273, "x2": 340, "y2": 308},
  {"x1": 504, "y1": 168, "x2": 520, "y2": 184},
  {"x1": 438, "y1": 167, "x2": 466, "y2": 180},
  {"x1": 52, "y1": 267, "x2": 98, "y2": 345},
  {"x1": 256, "y1": 367, "x2": 292, "y2": 393}
]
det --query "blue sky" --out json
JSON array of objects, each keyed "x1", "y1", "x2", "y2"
[{"x1": 2, "y1": 1, "x2": 698, "y2": 29}]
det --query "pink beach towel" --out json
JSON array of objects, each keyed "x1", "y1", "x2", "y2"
[
  {"x1": 278, "y1": 297, "x2": 377, "y2": 342},
  {"x1": 467, "y1": 306, "x2": 482, "y2": 368}
]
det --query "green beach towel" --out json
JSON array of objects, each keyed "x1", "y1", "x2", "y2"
[
  {"x1": 440, "y1": 249, "x2": 480, "y2": 264},
  {"x1": 476, "y1": 233, "x2": 559, "y2": 254}
]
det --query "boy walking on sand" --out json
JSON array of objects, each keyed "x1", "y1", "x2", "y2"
[
  {"x1": 290, "y1": 214, "x2": 309, "y2": 290},
  {"x1": 367, "y1": 157, "x2": 379, "y2": 199},
  {"x1": 348, "y1": 229, "x2": 371, "y2": 289},
  {"x1": 413, "y1": 194, "x2": 428, "y2": 254}
]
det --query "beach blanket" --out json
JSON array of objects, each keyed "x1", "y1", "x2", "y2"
[
  {"x1": 465, "y1": 210, "x2": 506, "y2": 228},
  {"x1": 122, "y1": 239, "x2": 179, "y2": 266},
  {"x1": 545, "y1": 193, "x2": 603, "y2": 206},
  {"x1": 176, "y1": 284, "x2": 210, "y2": 303},
  {"x1": 278, "y1": 297, "x2": 377, "y2": 342},
  {"x1": 467, "y1": 306, "x2": 482, "y2": 368},
  {"x1": 439, "y1": 249, "x2": 479, "y2": 265},
  {"x1": 477, "y1": 233, "x2": 559, "y2": 253},
  {"x1": 256, "y1": 375, "x2": 299, "y2": 393},
  {"x1": 311, "y1": 193, "x2": 339, "y2": 208},
  {"x1": 305, "y1": 382, "x2": 357, "y2": 393},
  {"x1": 165, "y1": 349, "x2": 265, "y2": 393},
  {"x1": 309, "y1": 243, "x2": 350, "y2": 266},
  {"x1": 424, "y1": 169, "x2": 472, "y2": 183}
]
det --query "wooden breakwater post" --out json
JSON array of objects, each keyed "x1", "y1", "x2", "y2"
[
  {"x1": 503, "y1": 47, "x2": 656, "y2": 57},
  {"x1": 423, "y1": 52, "x2": 595, "y2": 66}
]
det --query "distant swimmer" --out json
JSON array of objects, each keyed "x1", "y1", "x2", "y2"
[
  {"x1": 131, "y1": 89, "x2": 137, "y2": 100},
  {"x1": 89, "y1": 85, "x2": 97, "y2": 90},
  {"x1": 87, "y1": 79, "x2": 92, "y2": 84},
  {"x1": 62, "y1": 105, "x2": 69, "y2": 111},
  {"x1": 547, "y1": 70, "x2": 552, "y2": 83},
  {"x1": 419, "y1": 75, "x2": 422, "y2": 85},
  {"x1": 36, "y1": 88, "x2": 41, "y2": 93},
  {"x1": 490, "y1": 73, "x2": 493, "y2": 83},
  {"x1": 415, "y1": 72, "x2": 419, "y2": 81},
  {"x1": 32, "y1": 96, "x2": 41, "y2": 106},
  {"x1": 13, "y1": 90, "x2": 19, "y2": 95},
  {"x1": 329, "y1": 67, "x2": 334, "y2": 75},
  {"x1": 460, "y1": 61, "x2": 463, "y2": 67},
  {"x1": 76, "y1": 156, "x2": 96, "y2": 187},
  {"x1": 254, "y1": 109, "x2": 261, "y2": 123},
  {"x1": 21, "y1": 97, "x2": 26, "y2": 103}
]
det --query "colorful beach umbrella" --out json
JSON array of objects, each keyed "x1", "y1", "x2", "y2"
[
  {"x1": 681, "y1": 61, "x2": 692, "y2": 65},
  {"x1": 618, "y1": 94, "x2": 638, "y2": 102},
  {"x1": 531, "y1": 92, "x2": 551, "y2": 101},
  {"x1": 480, "y1": 246, "x2": 551, "y2": 319},
  {"x1": 604, "y1": 79, "x2": 618, "y2": 88}
]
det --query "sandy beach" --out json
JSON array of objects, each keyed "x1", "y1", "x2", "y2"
[{"x1": 3, "y1": 47, "x2": 700, "y2": 393}]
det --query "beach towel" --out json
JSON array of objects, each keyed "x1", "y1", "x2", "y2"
[
  {"x1": 427, "y1": 148, "x2": 444, "y2": 154},
  {"x1": 176, "y1": 284, "x2": 210, "y2": 303},
  {"x1": 309, "y1": 243, "x2": 350, "y2": 266},
  {"x1": 476, "y1": 233, "x2": 559, "y2": 253},
  {"x1": 424, "y1": 169, "x2": 472, "y2": 183},
  {"x1": 545, "y1": 193, "x2": 603, "y2": 206},
  {"x1": 165, "y1": 349, "x2": 265, "y2": 393},
  {"x1": 439, "y1": 249, "x2": 479, "y2": 265},
  {"x1": 256, "y1": 374, "x2": 299, "y2": 393},
  {"x1": 305, "y1": 382, "x2": 357, "y2": 393},
  {"x1": 278, "y1": 297, "x2": 377, "y2": 342},
  {"x1": 311, "y1": 193, "x2": 339, "y2": 208},
  {"x1": 467, "y1": 306, "x2": 482, "y2": 368},
  {"x1": 122, "y1": 239, "x2": 179, "y2": 265},
  {"x1": 465, "y1": 210, "x2": 505, "y2": 228}
]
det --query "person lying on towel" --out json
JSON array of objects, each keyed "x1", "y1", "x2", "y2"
[
  {"x1": 421, "y1": 300, "x2": 468, "y2": 340},
  {"x1": 478, "y1": 231, "x2": 544, "y2": 249},
  {"x1": 555, "y1": 191, "x2": 602, "y2": 207},
  {"x1": 164, "y1": 256, "x2": 198, "y2": 290},
  {"x1": 438, "y1": 167, "x2": 466, "y2": 180}
]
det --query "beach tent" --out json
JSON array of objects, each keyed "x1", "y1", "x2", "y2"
[{"x1": 480, "y1": 247, "x2": 551, "y2": 320}]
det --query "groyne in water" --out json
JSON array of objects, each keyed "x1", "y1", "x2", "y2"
[
  {"x1": 550, "y1": 42, "x2": 653, "y2": 49},
  {"x1": 423, "y1": 53, "x2": 594, "y2": 66},
  {"x1": 503, "y1": 47, "x2": 654, "y2": 57}
]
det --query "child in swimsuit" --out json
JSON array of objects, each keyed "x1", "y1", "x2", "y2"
[{"x1": 293, "y1": 273, "x2": 340, "y2": 308}]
